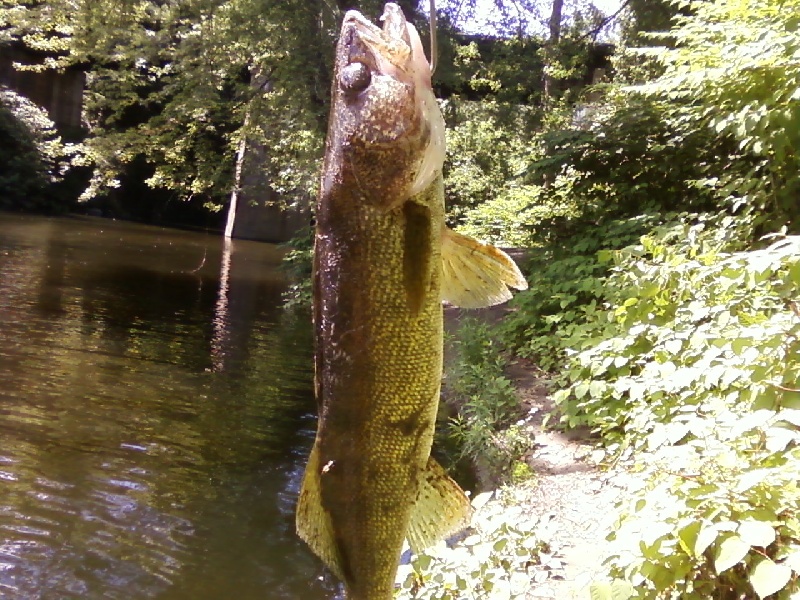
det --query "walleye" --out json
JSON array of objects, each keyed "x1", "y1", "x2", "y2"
[{"x1": 296, "y1": 4, "x2": 527, "y2": 599}]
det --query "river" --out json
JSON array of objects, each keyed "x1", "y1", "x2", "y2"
[{"x1": 0, "y1": 214, "x2": 339, "y2": 599}]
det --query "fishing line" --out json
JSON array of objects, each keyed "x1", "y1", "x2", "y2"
[{"x1": 429, "y1": 0, "x2": 437, "y2": 75}]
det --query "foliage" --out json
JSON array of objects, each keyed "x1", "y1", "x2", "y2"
[
  {"x1": 1, "y1": 0, "x2": 335, "y2": 210},
  {"x1": 536, "y1": 93, "x2": 726, "y2": 223},
  {"x1": 595, "y1": 423, "x2": 800, "y2": 599},
  {"x1": 396, "y1": 493, "x2": 555, "y2": 599},
  {"x1": 436, "y1": 36, "x2": 546, "y2": 105},
  {"x1": 537, "y1": 212, "x2": 800, "y2": 598},
  {"x1": 445, "y1": 318, "x2": 528, "y2": 480},
  {"x1": 442, "y1": 98, "x2": 540, "y2": 229},
  {"x1": 455, "y1": 182, "x2": 546, "y2": 247},
  {"x1": 280, "y1": 227, "x2": 314, "y2": 309},
  {"x1": 501, "y1": 0, "x2": 800, "y2": 577},
  {"x1": 550, "y1": 213, "x2": 795, "y2": 447},
  {"x1": 498, "y1": 215, "x2": 658, "y2": 370},
  {"x1": 0, "y1": 88, "x2": 76, "y2": 212},
  {"x1": 452, "y1": 79, "x2": 728, "y2": 250},
  {"x1": 632, "y1": 0, "x2": 800, "y2": 231}
]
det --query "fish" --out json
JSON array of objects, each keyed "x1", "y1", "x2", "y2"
[{"x1": 295, "y1": 4, "x2": 528, "y2": 599}]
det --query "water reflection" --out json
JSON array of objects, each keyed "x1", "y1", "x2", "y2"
[{"x1": 0, "y1": 214, "x2": 337, "y2": 599}]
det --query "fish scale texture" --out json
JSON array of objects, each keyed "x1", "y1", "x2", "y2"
[{"x1": 313, "y1": 184, "x2": 445, "y2": 600}]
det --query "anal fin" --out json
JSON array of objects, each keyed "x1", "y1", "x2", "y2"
[
  {"x1": 296, "y1": 442, "x2": 343, "y2": 579},
  {"x1": 441, "y1": 227, "x2": 528, "y2": 309},
  {"x1": 406, "y1": 457, "x2": 474, "y2": 553}
]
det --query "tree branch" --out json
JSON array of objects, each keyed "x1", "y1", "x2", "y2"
[{"x1": 579, "y1": 0, "x2": 631, "y2": 41}]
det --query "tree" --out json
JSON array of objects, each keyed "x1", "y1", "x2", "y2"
[
  {"x1": 2, "y1": 0, "x2": 338, "y2": 216},
  {"x1": 634, "y1": 0, "x2": 800, "y2": 231}
]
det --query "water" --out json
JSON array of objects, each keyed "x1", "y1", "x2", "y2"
[{"x1": 0, "y1": 214, "x2": 338, "y2": 599}]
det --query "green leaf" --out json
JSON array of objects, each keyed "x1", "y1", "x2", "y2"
[
  {"x1": 737, "y1": 520, "x2": 775, "y2": 548},
  {"x1": 695, "y1": 523, "x2": 718, "y2": 557},
  {"x1": 749, "y1": 557, "x2": 792, "y2": 598},
  {"x1": 590, "y1": 582, "x2": 612, "y2": 600},
  {"x1": 714, "y1": 534, "x2": 750, "y2": 573},
  {"x1": 678, "y1": 521, "x2": 701, "y2": 557},
  {"x1": 777, "y1": 408, "x2": 800, "y2": 427},
  {"x1": 765, "y1": 427, "x2": 796, "y2": 452},
  {"x1": 591, "y1": 579, "x2": 636, "y2": 600},
  {"x1": 589, "y1": 380, "x2": 606, "y2": 398},
  {"x1": 611, "y1": 580, "x2": 636, "y2": 599},
  {"x1": 784, "y1": 548, "x2": 800, "y2": 574},
  {"x1": 736, "y1": 468, "x2": 771, "y2": 493}
]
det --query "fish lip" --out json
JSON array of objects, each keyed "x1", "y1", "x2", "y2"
[{"x1": 339, "y1": 5, "x2": 411, "y2": 78}]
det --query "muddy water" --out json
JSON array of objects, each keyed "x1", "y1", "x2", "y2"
[{"x1": 0, "y1": 214, "x2": 337, "y2": 599}]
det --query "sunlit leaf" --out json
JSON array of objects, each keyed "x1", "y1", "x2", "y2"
[
  {"x1": 736, "y1": 469, "x2": 771, "y2": 493},
  {"x1": 678, "y1": 521, "x2": 701, "y2": 557},
  {"x1": 714, "y1": 534, "x2": 750, "y2": 573},
  {"x1": 694, "y1": 524, "x2": 719, "y2": 557},
  {"x1": 784, "y1": 548, "x2": 800, "y2": 574},
  {"x1": 749, "y1": 557, "x2": 792, "y2": 598},
  {"x1": 737, "y1": 520, "x2": 775, "y2": 548}
]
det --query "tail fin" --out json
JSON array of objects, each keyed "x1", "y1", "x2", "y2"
[{"x1": 296, "y1": 442, "x2": 344, "y2": 579}]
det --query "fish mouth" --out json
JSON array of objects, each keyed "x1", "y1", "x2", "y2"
[
  {"x1": 332, "y1": 3, "x2": 445, "y2": 201},
  {"x1": 339, "y1": 3, "x2": 426, "y2": 88}
]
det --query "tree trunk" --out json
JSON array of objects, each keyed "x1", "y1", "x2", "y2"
[
  {"x1": 224, "y1": 113, "x2": 250, "y2": 239},
  {"x1": 543, "y1": 0, "x2": 564, "y2": 99}
]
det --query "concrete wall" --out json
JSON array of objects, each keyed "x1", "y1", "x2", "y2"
[
  {"x1": 230, "y1": 137, "x2": 312, "y2": 243},
  {"x1": 0, "y1": 47, "x2": 84, "y2": 133}
]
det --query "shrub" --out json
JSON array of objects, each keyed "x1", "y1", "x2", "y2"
[
  {"x1": 446, "y1": 318, "x2": 528, "y2": 480},
  {"x1": 396, "y1": 493, "x2": 554, "y2": 599},
  {"x1": 280, "y1": 227, "x2": 314, "y2": 309},
  {"x1": 498, "y1": 215, "x2": 660, "y2": 371},
  {"x1": 536, "y1": 212, "x2": 800, "y2": 599},
  {"x1": 595, "y1": 415, "x2": 800, "y2": 599},
  {"x1": 0, "y1": 88, "x2": 76, "y2": 212}
]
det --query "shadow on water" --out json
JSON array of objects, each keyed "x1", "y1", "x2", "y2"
[{"x1": 0, "y1": 214, "x2": 341, "y2": 599}]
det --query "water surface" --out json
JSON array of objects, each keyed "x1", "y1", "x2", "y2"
[{"x1": 0, "y1": 214, "x2": 337, "y2": 599}]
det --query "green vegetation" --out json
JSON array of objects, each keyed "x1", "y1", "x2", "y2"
[
  {"x1": 471, "y1": 0, "x2": 800, "y2": 597},
  {"x1": 0, "y1": 89, "x2": 75, "y2": 212},
  {"x1": 396, "y1": 492, "x2": 553, "y2": 599},
  {"x1": 553, "y1": 216, "x2": 800, "y2": 597},
  {"x1": 445, "y1": 318, "x2": 529, "y2": 482}
]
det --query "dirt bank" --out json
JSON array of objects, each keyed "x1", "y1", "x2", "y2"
[{"x1": 443, "y1": 304, "x2": 643, "y2": 599}]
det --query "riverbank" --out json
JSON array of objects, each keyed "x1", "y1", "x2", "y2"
[{"x1": 434, "y1": 304, "x2": 647, "y2": 600}]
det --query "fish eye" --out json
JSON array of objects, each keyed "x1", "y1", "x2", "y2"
[{"x1": 340, "y1": 62, "x2": 371, "y2": 94}]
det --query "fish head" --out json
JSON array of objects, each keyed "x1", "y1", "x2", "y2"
[{"x1": 326, "y1": 3, "x2": 445, "y2": 207}]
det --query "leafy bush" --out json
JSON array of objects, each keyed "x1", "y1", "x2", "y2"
[
  {"x1": 499, "y1": 215, "x2": 659, "y2": 371},
  {"x1": 595, "y1": 417, "x2": 800, "y2": 600},
  {"x1": 280, "y1": 227, "x2": 314, "y2": 309},
  {"x1": 446, "y1": 318, "x2": 528, "y2": 480},
  {"x1": 396, "y1": 493, "x2": 554, "y2": 599},
  {"x1": 456, "y1": 183, "x2": 546, "y2": 248},
  {"x1": 443, "y1": 99, "x2": 539, "y2": 229},
  {"x1": 530, "y1": 94, "x2": 724, "y2": 226},
  {"x1": 632, "y1": 0, "x2": 800, "y2": 231},
  {"x1": 0, "y1": 88, "x2": 76, "y2": 212},
  {"x1": 534, "y1": 212, "x2": 800, "y2": 598},
  {"x1": 551, "y1": 214, "x2": 797, "y2": 451}
]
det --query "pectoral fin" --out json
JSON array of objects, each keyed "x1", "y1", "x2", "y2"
[
  {"x1": 406, "y1": 457, "x2": 474, "y2": 553},
  {"x1": 441, "y1": 227, "x2": 528, "y2": 309},
  {"x1": 296, "y1": 442, "x2": 343, "y2": 579}
]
